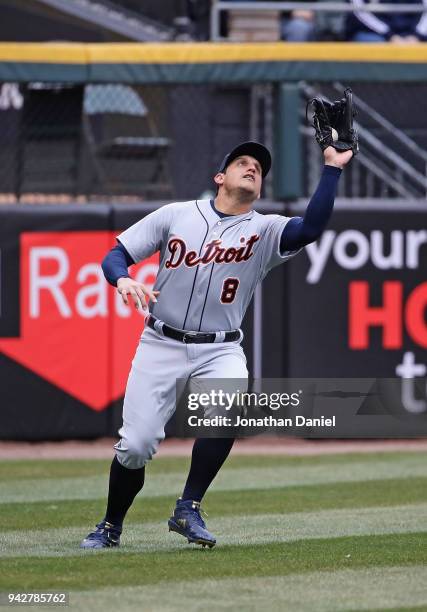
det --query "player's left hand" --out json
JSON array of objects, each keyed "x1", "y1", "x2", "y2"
[
  {"x1": 323, "y1": 146, "x2": 354, "y2": 169},
  {"x1": 307, "y1": 88, "x2": 358, "y2": 159}
]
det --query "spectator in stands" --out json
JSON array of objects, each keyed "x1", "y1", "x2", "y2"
[
  {"x1": 281, "y1": 8, "x2": 316, "y2": 41},
  {"x1": 227, "y1": 0, "x2": 316, "y2": 41},
  {"x1": 284, "y1": 0, "x2": 347, "y2": 41},
  {"x1": 315, "y1": 0, "x2": 346, "y2": 40},
  {"x1": 346, "y1": 0, "x2": 427, "y2": 42}
]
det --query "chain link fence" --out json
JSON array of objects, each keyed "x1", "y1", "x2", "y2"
[
  {"x1": 0, "y1": 79, "x2": 425, "y2": 203},
  {"x1": 0, "y1": 81, "x2": 257, "y2": 203}
]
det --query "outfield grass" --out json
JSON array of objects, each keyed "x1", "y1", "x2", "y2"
[{"x1": 0, "y1": 451, "x2": 426, "y2": 611}]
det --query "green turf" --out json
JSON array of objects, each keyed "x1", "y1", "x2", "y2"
[
  {"x1": 351, "y1": 608, "x2": 427, "y2": 612},
  {"x1": 1, "y1": 451, "x2": 426, "y2": 611},
  {"x1": 0, "y1": 451, "x2": 424, "y2": 481},
  {"x1": 2, "y1": 453, "x2": 425, "y2": 505},
  {"x1": 2, "y1": 501, "x2": 426, "y2": 559},
  {"x1": 1, "y1": 533, "x2": 426, "y2": 591},
  {"x1": 1, "y1": 477, "x2": 426, "y2": 532},
  {"x1": 68, "y1": 567, "x2": 427, "y2": 612}
]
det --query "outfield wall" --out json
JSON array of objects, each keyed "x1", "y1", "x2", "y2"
[
  {"x1": 1, "y1": 42, "x2": 427, "y2": 83},
  {"x1": 0, "y1": 203, "x2": 426, "y2": 439}
]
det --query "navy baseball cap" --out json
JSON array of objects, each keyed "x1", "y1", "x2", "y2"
[{"x1": 218, "y1": 141, "x2": 272, "y2": 178}]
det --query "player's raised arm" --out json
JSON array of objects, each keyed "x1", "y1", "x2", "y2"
[
  {"x1": 280, "y1": 147, "x2": 353, "y2": 252},
  {"x1": 281, "y1": 89, "x2": 358, "y2": 252}
]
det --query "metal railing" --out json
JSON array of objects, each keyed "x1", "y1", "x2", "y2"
[
  {"x1": 211, "y1": 0, "x2": 427, "y2": 40},
  {"x1": 35, "y1": 0, "x2": 174, "y2": 41}
]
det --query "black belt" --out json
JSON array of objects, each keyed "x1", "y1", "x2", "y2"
[{"x1": 147, "y1": 316, "x2": 241, "y2": 344}]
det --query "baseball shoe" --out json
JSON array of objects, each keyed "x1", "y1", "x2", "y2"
[
  {"x1": 168, "y1": 499, "x2": 216, "y2": 548},
  {"x1": 80, "y1": 520, "x2": 122, "y2": 549}
]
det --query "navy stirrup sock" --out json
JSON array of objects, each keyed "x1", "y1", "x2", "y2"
[
  {"x1": 105, "y1": 455, "x2": 145, "y2": 526},
  {"x1": 182, "y1": 438, "x2": 235, "y2": 503}
]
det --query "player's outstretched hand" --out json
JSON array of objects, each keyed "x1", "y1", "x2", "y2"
[
  {"x1": 323, "y1": 146, "x2": 354, "y2": 169},
  {"x1": 117, "y1": 277, "x2": 160, "y2": 311}
]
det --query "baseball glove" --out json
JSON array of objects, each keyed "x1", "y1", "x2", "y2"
[{"x1": 306, "y1": 88, "x2": 359, "y2": 155}]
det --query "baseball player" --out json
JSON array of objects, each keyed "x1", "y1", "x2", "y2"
[{"x1": 80, "y1": 140, "x2": 353, "y2": 550}]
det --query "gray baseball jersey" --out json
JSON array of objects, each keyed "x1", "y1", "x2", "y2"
[{"x1": 117, "y1": 199, "x2": 299, "y2": 333}]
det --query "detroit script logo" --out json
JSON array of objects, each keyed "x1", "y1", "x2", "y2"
[{"x1": 165, "y1": 235, "x2": 260, "y2": 269}]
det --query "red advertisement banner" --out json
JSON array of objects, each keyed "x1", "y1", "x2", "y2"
[{"x1": 0, "y1": 231, "x2": 159, "y2": 410}]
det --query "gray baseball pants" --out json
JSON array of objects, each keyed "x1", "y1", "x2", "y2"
[{"x1": 114, "y1": 325, "x2": 248, "y2": 469}]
